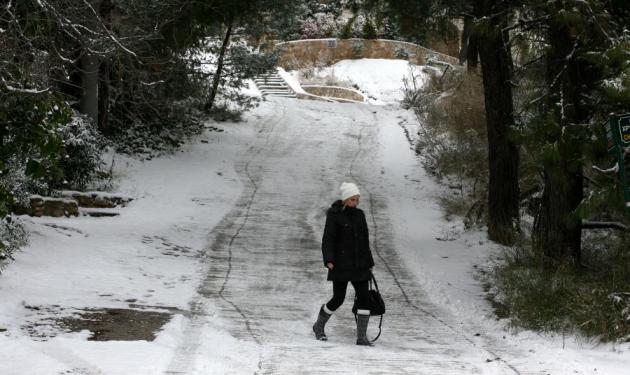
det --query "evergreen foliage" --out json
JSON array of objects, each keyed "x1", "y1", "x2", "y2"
[
  {"x1": 339, "y1": 16, "x2": 356, "y2": 39},
  {"x1": 362, "y1": 18, "x2": 378, "y2": 39},
  {"x1": 401, "y1": 0, "x2": 630, "y2": 340},
  {"x1": 55, "y1": 113, "x2": 106, "y2": 190},
  {"x1": 0, "y1": 217, "x2": 29, "y2": 262},
  {"x1": 0, "y1": 0, "x2": 281, "y2": 223},
  {"x1": 0, "y1": 90, "x2": 68, "y2": 217},
  {"x1": 486, "y1": 232, "x2": 630, "y2": 341},
  {"x1": 380, "y1": 0, "x2": 433, "y2": 44}
]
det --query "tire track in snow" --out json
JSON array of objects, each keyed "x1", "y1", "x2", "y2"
[
  {"x1": 347, "y1": 108, "x2": 522, "y2": 375},
  {"x1": 165, "y1": 106, "x2": 285, "y2": 374}
]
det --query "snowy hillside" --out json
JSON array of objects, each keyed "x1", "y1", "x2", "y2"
[
  {"x1": 283, "y1": 58, "x2": 431, "y2": 104},
  {"x1": 0, "y1": 60, "x2": 627, "y2": 375}
]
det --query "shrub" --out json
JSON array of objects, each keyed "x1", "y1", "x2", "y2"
[
  {"x1": 0, "y1": 90, "x2": 67, "y2": 217},
  {"x1": 485, "y1": 232, "x2": 630, "y2": 342},
  {"x1": 362, "y1": 18, "x2": 377, "y2": 39},
  {"x1": 395, "y1": 47, "x2": 410, "y2": 60},
  {"x1": 351, "y1": 42, "x2": 364, "y2": 57},
  {"x1": 408, "y1": 67, "x2": 488, "y2": 227},
  {"x1": 0, "y1": 217, "x2": 28, "y2": 264},
  {"x1": 300, "y1": 12, "x2": 339, "y2": 39},
  {"x1": 339, "y1": 16, "x2": 355, "y2": 39},
  {"x1": 1, "y1": 156, "x2": 50, "y2": 210},
  {"x1": 54, "y1": 113, "x2": 106, "y2": 190},
  {"x1": 108, "y1": 98, "x2": 206, "y2": 156}
]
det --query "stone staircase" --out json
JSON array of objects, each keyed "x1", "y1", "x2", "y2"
[{"x1": 254, "y1": 71, "x2": 296, "y2": 98}]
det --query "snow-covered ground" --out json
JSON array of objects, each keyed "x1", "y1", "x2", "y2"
[
  {"x1": 284, "y1": 58, "x2": 431, "y2": 105},
  {"x1": 0, "y1": 60, "x2": 627, "y2": 374}
]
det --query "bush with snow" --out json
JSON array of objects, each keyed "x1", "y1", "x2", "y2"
[
  {"x1": 55, "y1": 113, "x2": 106, "y2": 190},
  {"x1": 0, "y1": 156, "x2": 49, "y2": 210},
  {"x1": 0, "y1": 217, "x2": 28, "y2": 264},
  {"x1": 301, "y1": 12, "x2": 340, "y2": 39},
  {"x1": 407, "y1": 67, "x2": 488, "y2": 226}
]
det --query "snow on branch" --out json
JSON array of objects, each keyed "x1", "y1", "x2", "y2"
[
  {"x1": 1, "y1": 79, "x2": 50, "y2": 94},
  {"x1": 592, "y1": 163, "x2": 619, "y2": 174},
  {"x1": 582, "y1": 220, "x2": 629, "y2": 231},
  {"x1": 140, "y1": 80, "x2": 165, "y2": 87},
  {"x1": 80, "y1": 0, "x2": 137, "y2": 57},
  {"x1": 36, "y1": 0, "x2": 137, "y2": 58}
]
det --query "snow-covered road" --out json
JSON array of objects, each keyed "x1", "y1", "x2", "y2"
[
  {"x1": 158, "y1": 97, "x2": 560, "y2": 374},
  {"x1": 162, "y1": 99, "x2": 516, "y2": 374},
  {"x1": 1, "y1": 95, "x2": 627, "y2": 374}
]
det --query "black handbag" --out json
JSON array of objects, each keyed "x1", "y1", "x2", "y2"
[{"x1": 352, "y1": 271, "x2": 385, "y2": 342}]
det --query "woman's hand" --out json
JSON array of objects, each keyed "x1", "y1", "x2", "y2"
[{"x1": 326, "y1": 262, "x2": 334, "y2": 270}]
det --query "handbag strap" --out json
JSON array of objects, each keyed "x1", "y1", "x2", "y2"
[
  {"x1": 370, "y1": 271, "x2": 380, "y2": 292},
  {"x1": 372, "y1": 314, "x2": 383, "y2": 342}
]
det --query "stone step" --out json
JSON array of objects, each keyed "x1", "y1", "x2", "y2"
[
  {"x1": 261, "y1": 90, "x2": 295, "y2": 95},
  {"x1": 259, "y1": 86, "x2": 291, "y2": 91},
  {"x1": 80, "y1": 208, "x2": 121, "y2": 217},
  {"x1": 256, "y1": 82, "x2": 288, "y2": 87},
  {"x1": 253, "y1": 72, "x2": 295, "y2": 98},
  {"x1": 263, "y1": 94, "x2": 296, "y2": 98},
  {"x1": 261, "y1": 90, "x2": 294, "y2": 95},
  {"x1": 255, "y1": 78, "x2": 284, "y2": 82},
  {"x1": 255, "y1": 81, "x2": 286, "y2": 86},
  {"x1": 258, "y1": 86, "x2": 290, "y2": 91}
]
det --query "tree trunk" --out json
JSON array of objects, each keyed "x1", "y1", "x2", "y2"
[
  {"x1": 459, "y1": 16, "x2": 473, "y2": 65},
  {"x1": 97, "y1": 0, "x2": 113, "y2": 133},
  {"x1": 533, "y1": 10, "x2": 591, "y2": 265},
  {"x1": 80, "y1": 52, "x2": 100, "y2": 123},
  {"x1": 534, "y1": 166, "x2": 583, "y2": 263},
  {"x1": 474, "y1": 0, "x2": 520, "y2": 245},
  {"x1": 206, "y1": 18, "x2": 234, "y2": 111},
  {"x1": 98, "y1": 60, "x2": 110, "y2": 133}
]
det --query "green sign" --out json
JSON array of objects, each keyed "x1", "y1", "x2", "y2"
[{"x1": 607, "y1": 114, "x2": 630, "y2": 218}]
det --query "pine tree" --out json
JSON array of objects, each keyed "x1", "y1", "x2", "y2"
[
  {"x1": 529, "y1": 0, "x2": 630, "y2": 265},
  {"x1": 470, "y1": 0, "x2": 520, "y2": 245}
]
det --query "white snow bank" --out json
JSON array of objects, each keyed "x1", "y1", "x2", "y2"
[
  {"x1": 311, "y1": 58, "x2": 430, "y2": 104},
  {"x1": 277, "y1": 67, "x2": 305, "y2": 94}
]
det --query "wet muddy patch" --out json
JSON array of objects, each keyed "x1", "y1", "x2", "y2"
[{"x1": 22, "y1": 305, "x2": 180, "y2": 341}]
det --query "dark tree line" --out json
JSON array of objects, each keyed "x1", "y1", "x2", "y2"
[
  {"x1": 3, "y1": 0, "x2": 629, "y2": 267},
  {"x1": 0, "y1": 0, "x2": 292, "y2": 218},
  {"x1": 377, "y1": 0, "x2": 630, "y2": 266}
]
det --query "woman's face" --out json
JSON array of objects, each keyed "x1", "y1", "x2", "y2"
[{"x1": 344, "y1": 195, "x2": 360, "y2": 208}]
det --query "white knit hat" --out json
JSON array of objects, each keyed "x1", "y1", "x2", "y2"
[{"x1": 340, "y1": 182, "x2": 360, "y2": 201}]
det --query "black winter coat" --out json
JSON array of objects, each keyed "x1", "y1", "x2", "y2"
[{"x1": 321, "y1": 200, "x2": 375, "y2": 281}]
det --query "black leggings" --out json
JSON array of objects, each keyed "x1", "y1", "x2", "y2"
[{"x1": 325, "y1": 280, "x2": 370, "y2": 312}]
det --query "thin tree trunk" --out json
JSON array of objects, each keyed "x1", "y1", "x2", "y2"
[
  {"x1": 97, "y1": 0, "x2": 113, "y2": 133},
  {"x1": 98, "y1": 60, "x2": 110, "y2": 133},
  {"x1": 459, "y1": 16, "x2": 473, "y2": 65},
  {"x1": 206, "y1": 18, "x2": 234, "y2": 111},
  {"x1": 80, "y1": 52, "x2": 100, "y2": 123},
  {"x1": 474, "y1": 0, "x2": 520, "y2": 245}
]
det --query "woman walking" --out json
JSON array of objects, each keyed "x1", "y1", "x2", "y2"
[{"x1": 312, "y1": 182, "x2": 375, "y2": 346}]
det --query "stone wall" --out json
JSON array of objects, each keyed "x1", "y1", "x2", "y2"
[
  {"x1": 59, "y1": 191, "x2": 133, "y2": 208},
  {"x1": 13, "y1": 196, "x2": 79, "y2": 218},
  {"x1": 275, "y1": 38, "x2": 460, "y2": 71},
  {"x1": 13, "y1": 192, "x2": 133, "y2": 218},
  {"x1": 301, "y1": 85, "x2": 366, "y2": 102}
]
